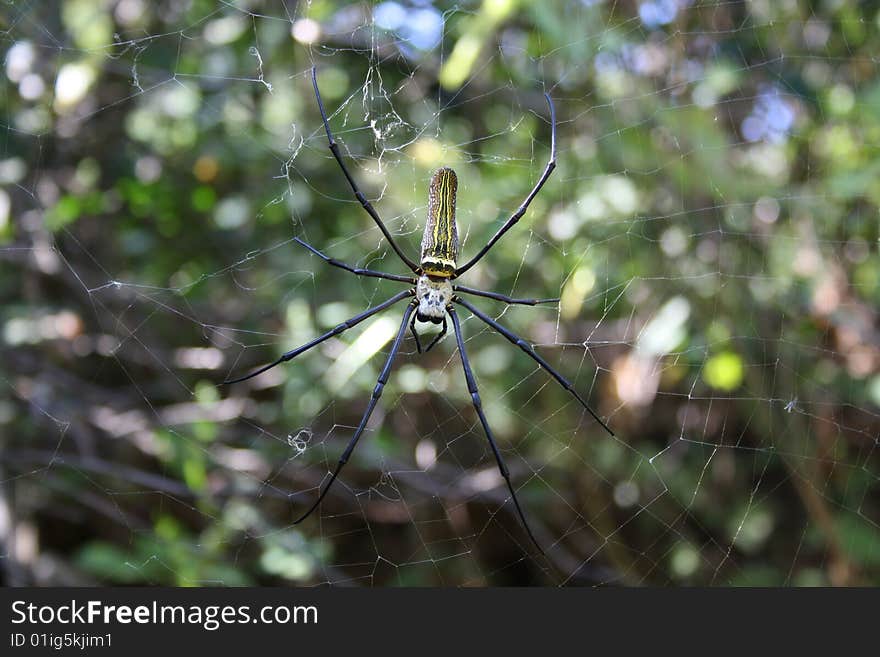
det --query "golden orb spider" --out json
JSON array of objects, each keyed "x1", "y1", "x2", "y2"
[{"x1": 224, "y1": 68, "x2": 614, "y2": 553}]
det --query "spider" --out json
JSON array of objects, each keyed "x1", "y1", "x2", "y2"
[{"x1": 224, "y1": 68, "x2": 614, "y2": 553}]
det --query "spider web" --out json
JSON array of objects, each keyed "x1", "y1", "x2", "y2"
[{"x1": 1, "y1": 0, "x2": 878, "y2": 586}]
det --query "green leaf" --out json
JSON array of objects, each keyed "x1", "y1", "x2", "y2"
[
  {"x1": 45, "y1": 195, "x2": 81, "y2": 232},
  {"x1": 703, "y1": 351, "x2": 744, "y2": 391}
]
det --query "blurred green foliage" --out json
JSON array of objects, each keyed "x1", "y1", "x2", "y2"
[{"x1": 1, "y1": 0, "x2": 878, "y2": 586}]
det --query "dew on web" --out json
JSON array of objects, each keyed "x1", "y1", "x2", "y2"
[{"x1": 1, "y1": 0, "x2": 878, "y2": 588}]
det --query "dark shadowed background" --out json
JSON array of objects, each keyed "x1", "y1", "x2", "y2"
[{"x1": 1, "y1": 0, "x2": 878, "y2": 586}]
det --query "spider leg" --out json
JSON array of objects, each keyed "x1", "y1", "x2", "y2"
[
  {"x1": 311, "y1": 67, "x2": 419, "y2": 273},
  {"x1": 424, "y1": 315, "x2": 447, "y2": 352},
  {"x1": 293, "y1": 302, "x2": 417, "y2": 524},
  {"x1": 448, "y1": 307, "x2": 544, "y2": 555},
  {"x1": 454, "y1": 296, "x2": 614, "y2": 437},
  {"x1": 454, "y1": 284, "x2": 559, "y2": 306},
  {"x1": 221, "y1": 289, "x2": 413, "y2": 385},
  {"x1": 295, "y1": 237, "x2": 415, "y2": 284},
  {"x1": 455, "y1": 93, "x2": 557, "y2": 277},
  {"x1": 410, "y1": 311, "x2": 424, "y2": 353}
]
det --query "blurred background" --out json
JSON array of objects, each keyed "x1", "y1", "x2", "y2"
[{"x1": 1, "y1": 0, "x2": 878, "y2": 586}]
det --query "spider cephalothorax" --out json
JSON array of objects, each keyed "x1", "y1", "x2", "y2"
[
  {"x1": 416, "y1": 274, "x2": 452, "y2": 323},
  {"x1": 411, "y1": 273, "x2": 454, "y2": 353},
  {"x1": 223, "y1": 67, "x2": 614, "y2": 554}
]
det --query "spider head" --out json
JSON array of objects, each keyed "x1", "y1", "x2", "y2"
[{"x1": 416, "y1": 312, "x2": 444, "y2": 325}]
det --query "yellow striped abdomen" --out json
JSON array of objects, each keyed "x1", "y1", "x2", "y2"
[{"x1": 420, "y1": 167, "x2": 458, "y2": 277}]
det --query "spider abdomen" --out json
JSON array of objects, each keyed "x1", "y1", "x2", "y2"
[{"x1": 420, "y1": 167, "x2": 458, "y2": 277}]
